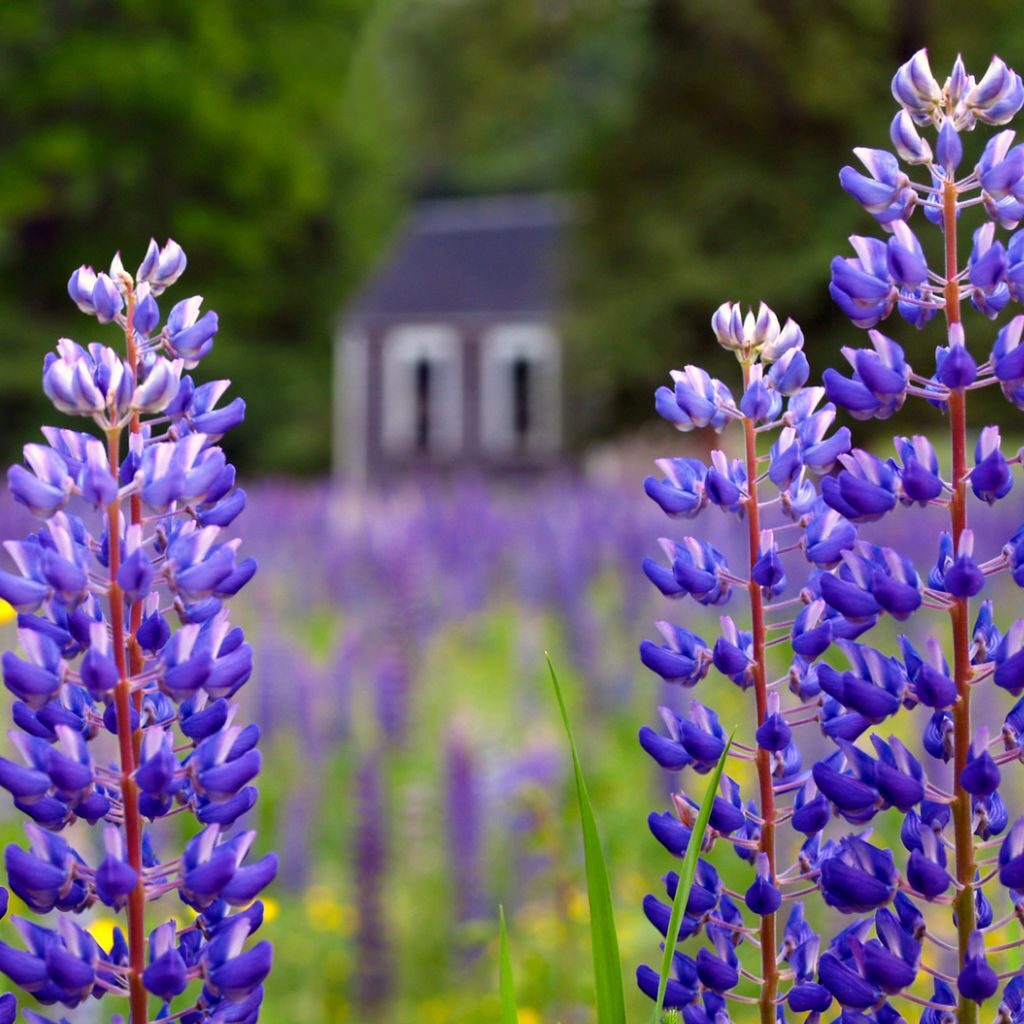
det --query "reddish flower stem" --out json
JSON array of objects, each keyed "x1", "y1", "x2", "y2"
[
  {"x1": 126, "y1": 317, "x2": 146, "y2": 762},
  {"x1": 942, "y1": 177, "x2": 977, "y2": 1024},
  {"x1": 107, "y1": 289, "x2": 149, "y2": 1024},
  {"x1": 741, "y1": 361, "x2": 778, "y2": 1024}
]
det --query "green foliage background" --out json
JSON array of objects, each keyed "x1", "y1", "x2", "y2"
[{"x1": 1, "y1": 0, "x2": 1023, "y2": 469}]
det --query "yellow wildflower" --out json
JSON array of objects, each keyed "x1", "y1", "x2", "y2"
[{"x1": 87, "y1": 917, "x2": 118, "y2": 951}]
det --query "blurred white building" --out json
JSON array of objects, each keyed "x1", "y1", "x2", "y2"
[{"x1": 334, "y1": 194, "x2": 570, "y2": 483}]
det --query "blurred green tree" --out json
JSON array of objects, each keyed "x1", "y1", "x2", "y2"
[
  {"x1": 3, "y1": 0, "x2": 1024, "y2": 470},
  {"x1": 570, "y1": 0, "x2": 1024, "y2": 439},
  {"x1": 0, "y1": 0, "x2": 397, "y2": 473},
  {"x1": 380, "y1": 0, "x2": 1024, "y2": 444}
]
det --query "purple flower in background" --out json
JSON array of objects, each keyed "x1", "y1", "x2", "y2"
[
  {"x1": 0, "y1": 241, "x2": 272, "y2": 1024},
  {"x1": 375, "y1": 650, "x2": 413, "y2": 745},
  {"x1": 352, "y1": 752, "x2": 391, "y2": 1015},
  {"x1": 445, "y1": 729, "x2": 485, "y2": 950}
]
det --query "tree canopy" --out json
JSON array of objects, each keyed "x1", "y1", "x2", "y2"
[{"x1": 1, "y1": 1, "x2": 1022, "y2": 471}]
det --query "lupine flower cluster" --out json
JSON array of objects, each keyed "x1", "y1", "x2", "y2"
[
  {"x1": 0, "y1": 241, "x2": 274, "y2": 1023},
  {"x1": 638, "y1": 50, "x2": 1024, "y2": 1024}
]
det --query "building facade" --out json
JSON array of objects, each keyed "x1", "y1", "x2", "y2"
[{"x1": 334, "y1": 194, "x2": 569, "y2": 483}]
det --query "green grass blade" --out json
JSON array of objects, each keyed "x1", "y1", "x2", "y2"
[
  {"x1": 499, "y1": 905, "x2": 518, "y2": 1024},
  {"x1": 546, "y1": 653, "x2": 627, "y2": 1024},
  {"x1": 652, "y1": 731, "x2": 735, "y2": 1024}
]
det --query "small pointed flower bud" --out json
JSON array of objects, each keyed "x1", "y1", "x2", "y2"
[
  {"x1": 935, "y1": 338, "x2": 978, "y2": 388},
  {"x1": 668, "y1": 536, "x2": 731, "y2": 606},
  {"x1": 999, "y1": 817, "x2": 1024, "y2": 887},
  {"x1": 648, "y1": 810, "x2": 692, "y2": 857},
  {"x1": 667, "y1": 366, "x2": 737, "y2": 432},
  {"x1": 639, "y1": 621, "x2": 711, "y2": 687},
  {"x1": 91, "y1": 272, "x2": 123, "y2": 324},
  {"x1": 992, "y1": 313, "x2": 1024, "y2": 407},
  {"x1": 886, "y1": 221, "x2": 928, "y2": 287},
  {"x1": 705, "y1": 450, "x2": 747, "y2": 512},
  {"x1": 165, "y1": 296, "x2": 218, "y2": 367},
  {"x1": 80, "y1": 621, "x2": 117, "y2": 698},
  {"x1": 943, "y1": 529, "x2": 985, "y2": 598},
  {"x1": 767, "y1": 347, "x2": 809, "y2": 396},
  {"x1": 820, "y1": 834, "x2": 897, "y2": 913},
  {"x1": 137, "y1": 238, "x2": 187, "y2": 295},
  {"x1": 818, "y1": 941, "x2": 880, "y2": 1009},
  {"x1": 840, "y1": 149, "x2": 914, "y2": 223},
  {"x1": 760, "y1": 316, "x2": 804, "y2": 363},
  {"x1": 751, "y1": 301, "x2": 780, "y2": 347},
  {"x1": 95, "y1": 827, "x2": 138, "y2": 911},
  {"x1": 109, "y1": 250, "x2": 129, "y2": 288},
  {"x1": 957, "y1": 931, "x2": 999, "y2": 1004},
  {"x1": 936, "y1": 120, "x2": 963, "y2": 175},
  {"x1": 889, "y1": 110, "x2": 932, "y2": 164},
  {"x1": 792, "y1": 780, "x2": 829, "y2": 836},
  {"x1": 971, "y1": 425, "x2": 1013, "y2": 504},
  {"x1": 644, "y1": 457, "x2": 708, "y2": 519},
  {"x1": 68, "y1": 265, "x2": 124, "y2": 321},
  {"x1": 961, "y1": 727, "x2": 1000, "y2": 796},
  {"x1": 891, "y1": 49, "x2": 942, "y2": 124},
  {"x1": 710, "y1": 300, "x2": 745, "y2": 351},
  {"x1": 751, "y1": 530, "x2": 786, "y2": 598},
  {"x1": 133, "y1": 357, "x2": 182, "y2": 414},
  {"x1": 968, "y1": 56, "x2": 1024, "y2": 125},
  {"x1": 695, "y1": 926, "x2": 739, "y2": 991},
  {"x1": 755, "y1": 692, "x2": 791, "y2": 752},
  {"x1": 907, "y1": 828, "x2": 950, "y2": 899},
  {"x1": 133, "y1": 282, "x2": 160, "y2": 335},
  {"x1": 824, "y1": 449, "x2": 899, "y2": 522},
  {"x1": 830, "y1": 237, "x2": 897, "y2": 328},
  {"x1": 947, "y1": 54, "x2": 972, "y2": 106},
  {"x1": 67, "y1": 265, "x2": 98, "y2": 314},
  {"x1": 745, "y1": 853, "x2": 781, "y2": 915},
  {"x1": 788, "y1": 983, "x2": 833, "y2": 1013},
  {"x1": 740, "y1": 365, "x2": 782, "y2": 424},
  {"x1": 712, "y1": 615, "x2": 755, "y2": 689},
  {"x1": 791, "y1": 599, "x2": 833, "y2": 658},
  {"x1": 768, "y1": 427, "x2": 803, "y2": 490},
  {"x1": 7, "y1": 445, "x2": 72, "y2": 520}
]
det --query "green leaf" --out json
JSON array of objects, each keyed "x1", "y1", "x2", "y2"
[
  {"x1": 546, "y1": 653, "x2": 627, "y2": 1024},
  {"x1": 499, "y1": 905, "x2": 518, "y2": 1024},
  {"x1": 653, "y1": 730, "x2": 735, "y2": 1024}
]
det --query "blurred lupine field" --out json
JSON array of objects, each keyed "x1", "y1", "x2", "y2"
[
  {"x1": 0, "y1": 470, "x2": 674, "y2": 1023},
  {"x1": 0, "y1": 441, "x2": 1017, "y2": 1023},
  {"x1": 227, "y1": 474, "x2": 671, "y2": 1024}
]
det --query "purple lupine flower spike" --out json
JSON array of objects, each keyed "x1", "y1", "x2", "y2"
[
  {"x1": 352, "y1": 752, "x2": 391, "y2": 1015},
  {"x1": 0, "y1": 242, "x2": 272, "y2": 1024},
  {"x1": 638, "y1": 46, "x2": 1024, "y2": 1024},
  {"x1": 817, "y1": 45, "x2": 1024, "y2": 1024},
  {"x1": 445, "y1": 728, "x2": 485, "y2": 945},
  {"x1": 638, "y1": 299, "x2": 827, "y2": 1018}
]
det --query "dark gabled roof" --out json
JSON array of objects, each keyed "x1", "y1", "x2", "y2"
[{"x1": 345, "y1": 193, "x2": 572, "y2": 322}]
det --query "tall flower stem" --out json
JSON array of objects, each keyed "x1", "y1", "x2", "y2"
[
  {"x1": 123, "y1": 291, "x2": 147, "y2": 761},
  {"x1": 741, "y1": 360, "x2": 778, "y2": 1024},
  {"x1": 943, "y1": 176, "x2": 977, "y2": 1024},
  {"x1": 106, "y1": 421, "x2": 149, "y2": 1024},
  {"x1": 110, "y1": 289, "x2": 148, "y2": 1024}
]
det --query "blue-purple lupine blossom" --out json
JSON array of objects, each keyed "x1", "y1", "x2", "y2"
[
  {"x1": 0, "y1": 240, "x2": 273, "y2": 1024},
  {"x1": 353, "y1": 752, "x2": 391, "y2": 1014},
  {"x1": 638, "y1": 49, "x2": 1024, "y2": 1024}
]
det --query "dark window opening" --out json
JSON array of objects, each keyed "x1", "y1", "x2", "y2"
[
  {"x1": 512, "y1": 357, "x2": 531, "y2": 448},
  {"x1": 414, "y1": 358, "x2": 432, "y2": 453}
]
